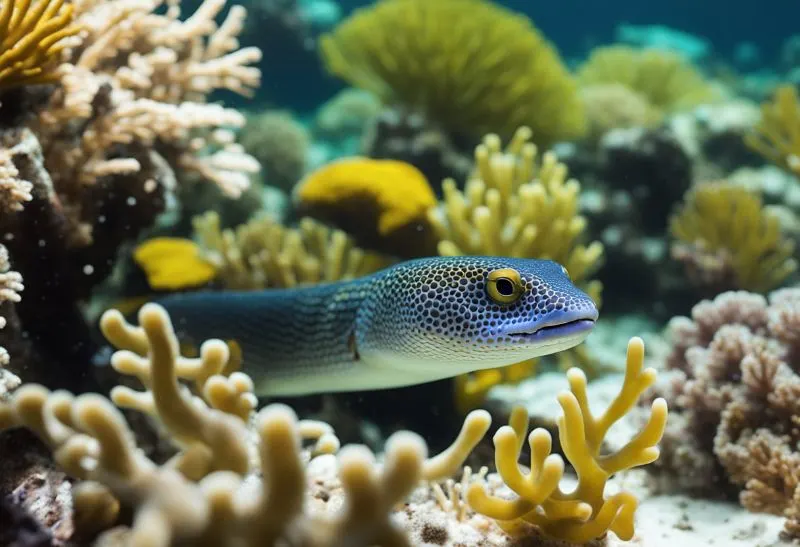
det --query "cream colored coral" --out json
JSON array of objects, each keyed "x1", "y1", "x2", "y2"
[
  {"x1": 428, "y1": 126, "x2": 603, "y2": 300},
  {"x1": 0, "y1": 303, "x2": 493, "y2": 545},
  {"x1": 28, "y1": 0, "x2": 261, "y2": 245},
  {"x1": 193, "y1": 210, "x2": 390, "y2": 290},
  {"x1": 467, "y1": 337, "x2": 668, "y2": 543}
]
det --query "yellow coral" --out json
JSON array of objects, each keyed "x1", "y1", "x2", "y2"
[
  {"x1": 294, "y1": 157, "x2": 439, "y2": 257},
  {"x1": 133, "y1": 237, "x2": 217, "y2": 291},
  {"x1": 746, "y1": 85, "x2": 800, "y2": 176},
  {"x1": 467, "y1": 337, "x2": 668, "y2": 543},
  {"x1": 428, "y1": 126, "x2": 603, "y2": 302},
  {"x1": 193, "y1": 211, "x2": 390, "y2": 290},
  {"x1": 576, "y1": 46, "x2": 718, "y2": 119},
  {"x1": 0, "y1": 0, "x2": 80, "y2": 90},
  {"x1": 319, "y1": 0, "x2": 585, "y2": 144},
  {"x1": 670, "y1": 181, "x2": 797, "y2": 292}
]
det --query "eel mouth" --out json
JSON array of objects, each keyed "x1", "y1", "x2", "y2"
[{"x1": 507, "y1": 318, "x2": 596, "y2": 339}]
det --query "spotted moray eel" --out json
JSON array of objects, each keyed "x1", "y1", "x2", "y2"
[{"x1": 158, "y1": 256, "x2": 598, "y2": 396}]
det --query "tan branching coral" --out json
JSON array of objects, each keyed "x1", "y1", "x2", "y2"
[
  {"x1": 650, "y1": 289, "x2": 800, "y2": 539},
  {"x1": 746, "y1": 85, "x2": 800, "y2": 176},
  {"x1": 0, "y1": 0, "x2": 80, "y2": 91},
  {"x1": 670, "y1": 181, "x2": 797, "y2": 292},
  {"x1": 0, "y1": 302, "x2": 496, "y2": 545},
  {"x1": 468, "y1": 338, "x2": 668, "y2": 543},
  {"x1": 29, "y1": 0, "x2": 262, "y2": 246},
  {"x1": 193, "y1": 210, "x2": 390, "y2": 290},
  {"x1": 428, "y1": 126, "x2": 604, "y2": 302}
]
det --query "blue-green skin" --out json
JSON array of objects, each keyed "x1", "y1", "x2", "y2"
[{"x1": 159, "y1": 256, "x2": 598, "y2": 396}]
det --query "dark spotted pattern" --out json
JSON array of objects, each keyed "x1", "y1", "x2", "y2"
[{"x1": 356, "y1": 256, "x2": 598, "y2": 362}]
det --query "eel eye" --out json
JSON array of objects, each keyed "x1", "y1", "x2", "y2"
[
  {"x1": 487, "y1": 268, "x2": 523, "y2": 305},
  {"x1": 560, "y1": 265, "x2": 570, "y2": 279}
]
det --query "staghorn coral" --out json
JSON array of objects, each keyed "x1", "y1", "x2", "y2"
[
  {"x1": 649, "y1": 289, "x2": 800, "y2": 539},
  {"x1": 294, "y1": 157, "x2": 439, "y2": 257},
  {"x1": 0, "y1": 0, "x2": 80, "y2": 91},
  {"x1": 30, "y1": 0, "x2": 262, "y2": 247},
  {"x1": 428, "y1": 126, "x2": 604, "y2": 303},
  {"x1": 238, "y1": 110, "x2": 309, "y2": 192},
  {"x1": 576, "y1": 46, "x2": 719, "y2": 121},
  {"x1": 192, "y1": 210, "x2": 390, "y2": 290},
  {"x1": 468, "y1": 337, "x2": 667, "y2": 542},
  {"x1": 319, "y1": 0, "x2": 585, "y2": 145},
  {"x1": 746, "y1": 85, "x2": 800, "y2": 176},
  {"x1": 670, "y1": 181, "x2": 797, "y2": 293}
]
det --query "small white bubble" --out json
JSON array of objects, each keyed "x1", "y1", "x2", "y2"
[
  {"x1": 38, "y1": 239, "x2": 46, "y2": 247},
  {"x1": 126, "y1": 196, "x2": 137, "y2": 206},
  {"x1": 98, "y1": 215, "x2": 106, "y2": 223},
  {"x1": 83, "y1": 264, "x2": 94, "y2": 275}
]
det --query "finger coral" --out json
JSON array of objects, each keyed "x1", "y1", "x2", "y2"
[
  {"x1": 746, "y1": 85, "x2": 800, "y2": 176},
  {"x1": 192, "y1": 210, "x2": 390, "y2": 290},
  {"x1": 294, "y1": 157, "x2": 439, "y2": 257},
  {"x1": 319, "y1": 0, "x2": 585, "y2": 145},
  {"x1": 428, "y1": 126, "x2": 604, "y2": 303},
  {"x1": 576, "y1": 46, "x2": 719, "y2": 121},
  {"x1": 0, "y1": 302, "x2": 494, "y2": 545},
  {"x1": 468, "y1": 337, "x2": 667, "y2": 542},
  {"x1": 650, "y1": 289, "x2": 800, "y2": 539},
  {"x1": 670, "y1": 181, "x2": 797, "y2": 292},
  {"x1": 0, "y1": 0, "x2": 80, "y2": 91}
]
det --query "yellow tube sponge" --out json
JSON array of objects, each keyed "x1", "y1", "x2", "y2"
[
  {"x1": 670, "y1": 181, "x2": 797, "y2": 292},
  {"x1": 428, "y1": 126, "x2": 603, "y2": 302},
  {"x1": 576, "y1": 46, "x2": 719, "y2": 118},
  {"x1": 746, "y1": 85, "x2": 800, "y2": 176},
  {"x1": 294, "y1": 157, "x2": 439, "y2": 257},
  {"x1": 319, "y1": 0, "x2": 586, "y2": 144},
  {"x1": 467, "y1": 337, "x2": 668, "y2": 543},
  {"x1": 192, "y1": 211, "x2": 390, "y2": 290},
  {"x1": 0, "y1": 0, "x2": 80, "y2": 90}
]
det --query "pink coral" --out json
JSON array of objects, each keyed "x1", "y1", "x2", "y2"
[{"x1": 650, "y1": 288, "x2": 800, "y2": 539}]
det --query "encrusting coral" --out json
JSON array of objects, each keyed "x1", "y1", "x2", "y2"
[
  {"x1": 0, "y1": 0, "x2": 80, "y2": 91},
  {"x1": 746, "y1": 85, "x2": 800, "y2": 177},
  {"x1": 0, "y1": 302, "x2": 666, "y2": 545},
  {"x1": 669, "y1": 181, "x2": 797, "y2": 293},
  {"x1": 649, "y1": 289, "x2": 800, "y2": 539},
  {"x1": 294, "y1": 157, "x2": 439, "y2": 257},
  {"x1": 192, "y1": 210, "x2": 390, "y2": 290},
  {"x1": 576, "y1": 46, "x2": 719, "y2": 121},
  {"x1": 319, "y1": 0, "x2": 586, "y2": 144}
]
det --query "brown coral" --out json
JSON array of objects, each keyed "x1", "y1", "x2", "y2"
[{"x1": 650, "y1": 288, "x2": 800, "y2": 538}]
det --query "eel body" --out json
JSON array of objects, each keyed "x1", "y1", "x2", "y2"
[{"x1": 157, "y1": 256, "x2": 599, "y2": 396}]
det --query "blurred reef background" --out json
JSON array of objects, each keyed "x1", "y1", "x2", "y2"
[{"x1": 2, "y1": 0, "x2": 800, "y2": 545}]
